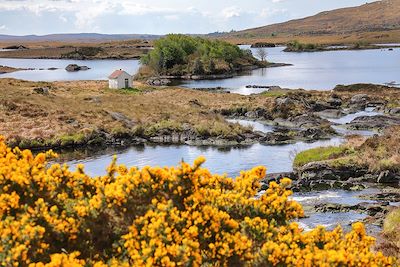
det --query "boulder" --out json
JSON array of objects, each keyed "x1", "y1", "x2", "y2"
[
  {"x1": 345, "y1": 115, "x2": 400, "y2": 131},
  {"x1": 65, "y1": 64, "x2": 90, "y2": 72},
  {"x1": 33, "y1": 87, "x2": 49, "y2": 95}
]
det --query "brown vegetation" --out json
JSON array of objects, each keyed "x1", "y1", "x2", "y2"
[
  {"x1": 0, "y1": 39, "x2": 151, "y2": 59},
  {"x1": 222, "y1": 0, "x2": 400, "y2": 45}
]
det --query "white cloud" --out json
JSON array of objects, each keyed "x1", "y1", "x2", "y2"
[
  {"x1": 221, "y1": 6, "x2": 241, "y2": 19},
  {"x1": 0, "y1": 25, "x2": 7, "y2": 30}
]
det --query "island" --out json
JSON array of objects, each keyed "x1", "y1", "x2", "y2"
[{"x1": 135, "y1": 34, "x2": 291, "y2": 85}]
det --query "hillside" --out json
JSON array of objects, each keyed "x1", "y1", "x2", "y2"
[{"x1": 225, "y1": 0, "x2": 400, "y2": 44}]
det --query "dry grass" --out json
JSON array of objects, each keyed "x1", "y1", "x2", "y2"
[
  {"x1": 0, "y1": 39, "x2": 151, "y2": 59},
  {"x1": 294, "y1": 127, "x2": 400, "y2": 172},
  {"x1": 1, "y1": 79, "x2": 399, "y2": 148},
  {"x1": 0, "y1": 79, "x2": 274, "y2": 146}
]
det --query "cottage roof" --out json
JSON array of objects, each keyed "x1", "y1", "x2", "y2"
[{"x1": 108, "y1": 70, "x2": 130, "y2": 79}]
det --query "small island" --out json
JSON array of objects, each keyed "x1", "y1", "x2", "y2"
[
  {"x1": 135, "y1": 34, "x2": 290, "y2": 85},
  {"x1": 0, "y1": 65, "x2": 26, "y2": 74}
]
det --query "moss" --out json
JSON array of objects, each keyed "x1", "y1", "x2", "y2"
[
  {"x1": 57, "y1": 133, "x2": 86, "y2": 147},
  {"x1": 294, "y1": 146, "x2": 350, "y2": 167}
]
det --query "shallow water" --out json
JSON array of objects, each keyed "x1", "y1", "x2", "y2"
[
  {"x1": 227, "y1": 119, "x2": 274, "y2": 133},
  {"x1": 63, "y1": 138, "x2": 343, "y2": 177},
  {"x1": 0, "y1": 58, "x2": 140, "y2": 81}
]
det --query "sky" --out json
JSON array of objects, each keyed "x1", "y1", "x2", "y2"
[{"x1": 0, "y1": 0, "x2": 373, "y2": 35}]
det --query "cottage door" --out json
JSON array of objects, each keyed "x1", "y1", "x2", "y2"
[{"x1": 124, "y1": 79, "x2": 129, "y2": 88}]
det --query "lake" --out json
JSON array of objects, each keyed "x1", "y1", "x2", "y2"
[
  {"x1": 1, "y1": 46, "x2": 399, "y2": 92},
  {"x1": 0, "y1": 58, "x2": 140, "y2": 81},
  {"x1": 180, "y1": 45, "x2": 400, "y2": 94}
]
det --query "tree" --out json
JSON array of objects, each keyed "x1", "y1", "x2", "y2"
[{"x1": 256, "y1": 48, "x2": 267, "y2": 62}]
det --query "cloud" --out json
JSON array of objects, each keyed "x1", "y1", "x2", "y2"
[
  {"x1": 221, "y1": 6, "x2": 241, "y2": 19},
  {"x1": 0, "y1": 25, "x2": 7, "y2": 30}
]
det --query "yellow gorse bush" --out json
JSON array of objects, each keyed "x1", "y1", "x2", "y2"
[{"x1": 0, "y1": 136, "x2": 395, "y2": 266}]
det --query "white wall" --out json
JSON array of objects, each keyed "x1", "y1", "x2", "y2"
[{"x1": 108, "y1": 72, "x2": 133, "y2": 89}]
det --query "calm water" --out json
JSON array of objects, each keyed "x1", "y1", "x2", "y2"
[
  {"x1": 2, "y1": 46, "x2": 399, "y2": 91},
  {"x1": 180, "y1": 46, "x2": 400, "y2": 94},
  {"x1": 63, "y1": 138, "x2": 343, "y2": 177},
  {"x1": 0, "y1": 58, "x2": 140, "y2": 81}
]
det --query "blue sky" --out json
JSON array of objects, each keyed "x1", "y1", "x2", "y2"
[{"x1": 0, "y1": 0, "x2": 373, "y2": 35}]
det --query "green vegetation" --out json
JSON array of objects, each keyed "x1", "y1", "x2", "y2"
[
  {"x1": 294, "y1": 146, "x2": 351, "y2": 167},
  {"x1": 284, "y1": 40, "x2": 323, "y2": 52},
  {"x1": 138, "y1": 34, "x2": 259, "y2": 77}
]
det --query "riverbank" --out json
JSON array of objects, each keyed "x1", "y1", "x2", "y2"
[
  {"x1": 144, "y1": 62, "x2": 292, "y2": 85},
  {"x1": 1, "y1": 79, "x2": 400, "y2": 151}
]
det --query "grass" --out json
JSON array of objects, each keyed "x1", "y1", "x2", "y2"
[
  {"x1": 376, "y1": 208, "x2": 400, "y2": 260},
  {"x1": 0, "y1": 79, "x2": 277, "y2": 148},
  {"x1": 263, "y1": 90, "x2": 288, "y2": 98},
  {"x1": 293, "y1": 127, "x2": 400, "y2": 172},
  {"x1": 293, "y1": 146, "x2": 350, "y2": 167}
]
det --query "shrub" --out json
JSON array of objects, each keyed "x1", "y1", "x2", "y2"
[
  {"x1": 0, "y1": 136, "x2": 395, "y2": 266},
  {"x1": 139, "y1": 34, "x2": 257, "y2": 77}
]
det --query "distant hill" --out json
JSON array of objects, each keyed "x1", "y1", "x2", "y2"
[
  {"x1": 227, "y1": 0, "x2": 400, "y2": 40},
  {"x1": 0, "y1": 33, "x2": 161, "y2": 43}
]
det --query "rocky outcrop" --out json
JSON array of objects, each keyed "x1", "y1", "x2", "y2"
[
  {"x1": 345, "y1": 115, "x2": 400, "y2": 131},
  {"x1": 65, "y1": 64, "x2": 90, "y2": 72}
]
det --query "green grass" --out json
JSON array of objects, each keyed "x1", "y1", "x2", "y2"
[
  {"x1": 118, "y1": 88, "x2": 141, "y2": 94},
  {"x1": 293, "y1": 146, "x2": 350, "y2": 167}
]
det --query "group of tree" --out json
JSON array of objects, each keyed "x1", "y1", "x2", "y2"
[{"x1": 139, "y1": 34, "x2": 260, "y2": 77}]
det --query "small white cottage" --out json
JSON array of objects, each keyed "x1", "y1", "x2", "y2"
[{"x1": 108, "y1": 69, "x2": 133, "y2": 89}]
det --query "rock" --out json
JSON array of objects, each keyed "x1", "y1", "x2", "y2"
[
  {"x1": 377, "y1": 170, "x2": 400, "y2": 184},
  {"x1": 33, "y1": 87, "x2": 49, "y2": 95},
  {"x1": 146, "y1": 77, "x2": 171, "y2": 86},
  {"x1": 106, "y1": 111, "x2": 135, "y2": 128},
  {"x1": 296, "y1": 162, "x2": 368, "y2": 182},
  {"x1": 345, "y1": 115, "x2": 400, "y2": 131},
  {"x1": 262, "y1": 172, "x2": 296, "y2": 184},
  {"x1": 387, "y1": 107, "x2": 400, "y2": 115},
  {"x1": 245, "y1": 108, "x2": 267, "y2": 118},
  {"x1": 327, "y1": 97, "x2": 343, "y2": 107},
  {"x1": 65, "y1": 64, "x2": 90, "y2": 72},
  {"x1": 189, "y1": 99, "x2": 202, "y2": 107},
  {"x1": 315, "y1": 109, "x2": 344, "y2": 119},
  {"x1": 349, "y1": 94, "x2": 369, "y2": 110}
]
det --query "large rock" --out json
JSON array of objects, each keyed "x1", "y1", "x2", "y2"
[
  {"x1": 345, "y1": 115, "x2": 400, "y2": 131},
  {"x1": 296, "y1": 162, "x2": 368, "y2": 182},
  {"x1": 65, "y1": 64, "x2": 90, "y2": 72}
]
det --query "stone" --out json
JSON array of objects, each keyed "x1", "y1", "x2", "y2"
[
  {"x1": 65, "y1": 64, "x2": 90, "y2": 72},
  {"x1": 33, "y1": 87, "x2": 49, "y2": 95}
]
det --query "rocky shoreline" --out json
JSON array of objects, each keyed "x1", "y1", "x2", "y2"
[{"x1": 144, "y1": 62, "x2": 292, "y2": 86}]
